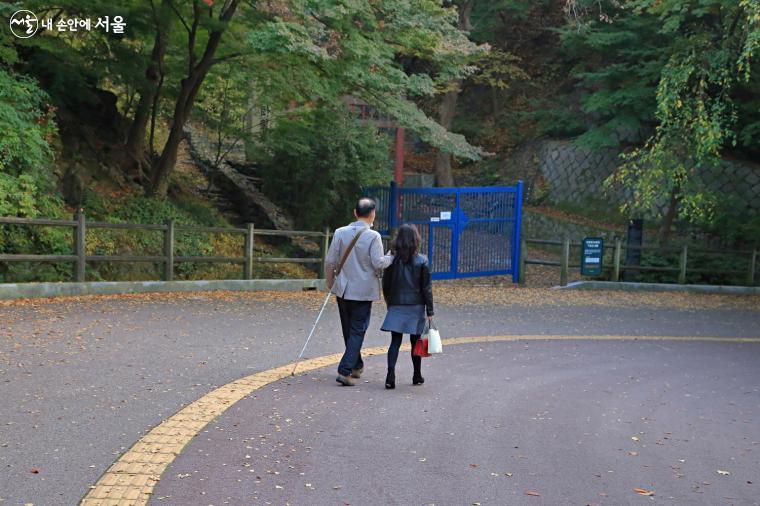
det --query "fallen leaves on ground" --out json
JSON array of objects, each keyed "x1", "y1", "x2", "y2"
[
  {"x1": 435, "y1": 283, "x2": 760, "y2": 310},
  {"x1": 524, "y1": 491, "x2": 541, "y2": 497},
  {"x1": 3, "y1": 283, "x2": 758, "y2": 312},
  {"x1": 634, "y1": 488, "x2": 654, "y2": 496}
]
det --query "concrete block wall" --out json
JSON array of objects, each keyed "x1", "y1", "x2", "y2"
[
  {"x1": 522, "y1": 208, "x2": 621, "y2": 243},
  {"x1": 535, "y1": 140, "x2": 760, "y2": 214}
]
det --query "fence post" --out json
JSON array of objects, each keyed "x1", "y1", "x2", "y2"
[
  {"x1": 560, "y1": 236, "x2": 570, "y2": 287},
  {"x1": 318, "y1": 226, "x2": 330, "y2": 279},
  {"x1": 164, "y1": 219, "x2": 174, "y2": 281},
  {"x1": 678, "y1": 244, "x2": 688, "y2": 285},
  {"x1": 244, "y1": 223, "x2": 255, "y2": 280},
  {"x1": 74, "y1": 210, "x2": 86, "y2": 282},
  {"x1": 613, "y1": 237, "x2": 622, "y2": 282},
  {"x1": 748, "y1": 249, "x2": 757, "y2": 286},
  {"x1": 518, "y1": 237, "x2": 527, "y2": 286},
  {"x1": 512, "y1": 180, "x2": 524, "y2": 284},
  {"x1": 389, "y1": 180, "x2": 399, "y2": 231}
]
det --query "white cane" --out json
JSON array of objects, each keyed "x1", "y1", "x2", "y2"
[{"x1": 291, "y1": 291, "x2": 332, "y2": 376}]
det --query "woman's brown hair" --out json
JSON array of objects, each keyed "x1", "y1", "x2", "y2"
[{"x1": 392, "y1": 224, "x2": 421, "y2": 263}]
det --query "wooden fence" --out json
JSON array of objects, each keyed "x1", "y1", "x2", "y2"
[
  {"x1": 4, "y1": 215, "x2": 756, "y2": 287},
  {"x1": 519, "y1": 237, "x2": 758, "y2": 287},
  {"x1": 0, "y1": 214, "x2": 332, "y2": 282}
]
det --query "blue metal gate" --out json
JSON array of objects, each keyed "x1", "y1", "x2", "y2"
[{"x1": 366, "y1": 181, "x2": 524, "y2": 281}]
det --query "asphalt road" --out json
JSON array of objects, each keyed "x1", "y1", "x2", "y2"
[
  {"x1": 0, "y1": 289, "x2": 758, "y2": 505},
  {"x1": 152, "y1": 340, "x2": 760, "y2": 506}
]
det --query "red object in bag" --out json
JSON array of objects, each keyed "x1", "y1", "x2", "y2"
[{"x1": 412, "y1": 338, "x2": 431, "y2": 357}]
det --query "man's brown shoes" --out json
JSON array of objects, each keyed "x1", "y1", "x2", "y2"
[{"x1": 336, "y1": 374, "x2": 355, "y2": 386}]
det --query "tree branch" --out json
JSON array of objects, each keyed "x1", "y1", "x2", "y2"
[
  {"x1": 211, "y1": 51, "x2": 255, "y2": 64},
  {"x1": 167, "y1": 0, "x2": 191, "y2": 34},
  {"x1": 188, "y1": 0, "x2": 201, "y2": 73}
]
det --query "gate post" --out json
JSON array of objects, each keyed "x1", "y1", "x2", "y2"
[{"x1": 512, "y1": 180, "x2": 524, "y2": 283}]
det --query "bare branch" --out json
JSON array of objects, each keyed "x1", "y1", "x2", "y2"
[{"x1": 167, "y1": 0, "x2": 191, "y2": 34}]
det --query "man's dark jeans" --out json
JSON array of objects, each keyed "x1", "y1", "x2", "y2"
[{"x1": 336, "y1": 297, "x2": 372, "y2": 376}]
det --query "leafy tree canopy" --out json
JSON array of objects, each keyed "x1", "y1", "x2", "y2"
[{"x1": 244, "y1": 0, "x2": 487, "y2": 160}]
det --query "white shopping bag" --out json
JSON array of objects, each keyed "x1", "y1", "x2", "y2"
[{"x1": 426, "y1": 321, "x2": 443, "y2": 354}]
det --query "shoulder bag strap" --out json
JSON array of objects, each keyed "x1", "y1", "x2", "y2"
[{"x1": 334, "y1": 228, "x2": 366, "y2": 277}]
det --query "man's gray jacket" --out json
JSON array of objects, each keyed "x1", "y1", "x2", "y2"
[{"x1": 325, "y1": 221, "x2": 393, "y2": 301}]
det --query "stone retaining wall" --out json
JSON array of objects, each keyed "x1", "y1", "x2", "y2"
[
  {"x1": 520, "y1": 140, "x2": 760, "y2": 214},
  {"x1": 522, "y1": 208, "x2": 622, "y2": 242}
]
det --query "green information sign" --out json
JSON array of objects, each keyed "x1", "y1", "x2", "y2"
[{"x1": 581, "y1": 237, "x2": 604, "y2": 276}]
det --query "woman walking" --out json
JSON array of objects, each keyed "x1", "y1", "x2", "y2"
[{"x1": 381, "y1": 224, "x2": 434, "y2": 389}]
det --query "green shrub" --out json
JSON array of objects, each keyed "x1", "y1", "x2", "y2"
[
  {"x1": 0, "y1": 66, "x2": 72, "y2": 282},
  {"x1": 254, "y1": 106, "x2": 392, "y2": 230}
]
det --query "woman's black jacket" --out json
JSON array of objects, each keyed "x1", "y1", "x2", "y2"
[{"x1": 382, "y1": 254, "x2": 434, "y2": 316}]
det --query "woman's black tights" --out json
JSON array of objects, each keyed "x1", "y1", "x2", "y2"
[{"x1": 388, "y1": 332, "x2": 421, "y2": 374}]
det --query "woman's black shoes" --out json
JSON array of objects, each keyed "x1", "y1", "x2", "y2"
[
  {"x1": 385, "y1": 369, "x2": 425, "y2": 388},
  {"x1": 385, "y1": 370, "x2": 396, "y2": 389}
]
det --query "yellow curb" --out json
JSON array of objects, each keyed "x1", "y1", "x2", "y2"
[{"x1": 80, "y1": 334, "x2": 760, "y2": 504}]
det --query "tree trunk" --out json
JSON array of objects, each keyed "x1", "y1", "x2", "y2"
[
  {"x1": 659, "y1": 186, "x2": 680, "y2": 246},
  {"x1": 148, "y1": 0, "x2": 241, "y2": 197},
  {"x1": 124, "y1": 94, "x2": 153, "y2": 179},
  {"x1": 435, "y1": 89, "x2": 460, "y2": 187},
  {"x1": 148, "y1": 68, "x2": 208, "y2": 196},
  {"x1": 125, "y1": 0, "x2": 170, "y2": 179},
  {"x1": 433, "y1": 0, "x2": 473, "y2": 187}
]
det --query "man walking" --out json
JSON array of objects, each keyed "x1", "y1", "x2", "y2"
[{"x1": 326, "y1": 198, "x2": 393, "y2": 386}]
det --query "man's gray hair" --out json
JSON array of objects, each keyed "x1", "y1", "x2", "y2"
[{"x1": 355, "y1": 198, "x2": 376, "y2": 218}]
